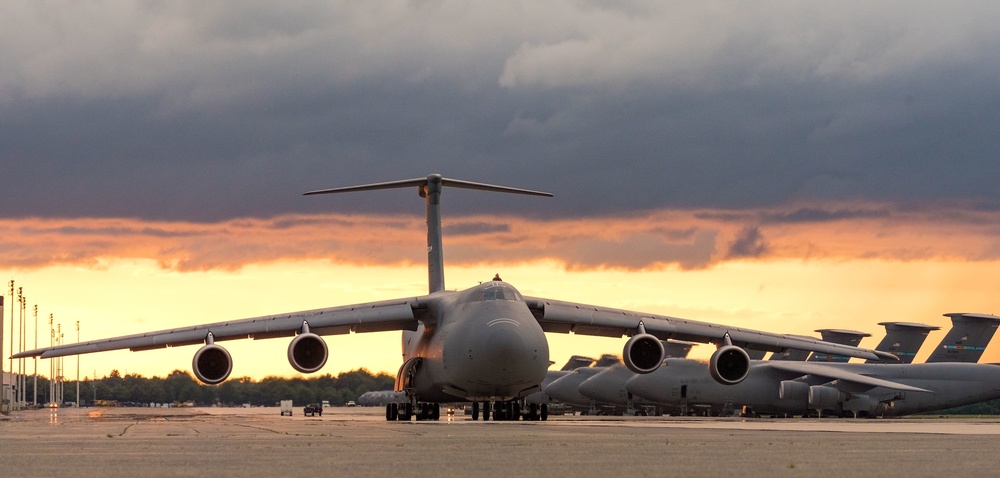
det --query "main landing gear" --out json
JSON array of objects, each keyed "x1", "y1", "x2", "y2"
[
  {"x1": 386, "y1": 401, "x2": 440, "y2": 421},
  {"x1": 385, "y1": 400, "x2": 548, "y2": 421},
  {"x1": 470, "y1": 401, "x2": 548, "y2": 421}
]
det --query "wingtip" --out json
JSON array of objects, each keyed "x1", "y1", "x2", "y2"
[{"x1": 875, "y1": 350, "x2": 902, "y2": 362}]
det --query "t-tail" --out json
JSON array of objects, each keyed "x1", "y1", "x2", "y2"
[
  {"x1": 864, "y1": 322, "x2": 939, "y2": 364},
  {"x1": 808, "y1": 329, "x2": 871, "y2": 362},
  {"x1": 304, "y1": 173, "x2": 552, "y2": 294},
  {"x1": 925, "y1": 313, "x2": 1000, "y2": 363}
]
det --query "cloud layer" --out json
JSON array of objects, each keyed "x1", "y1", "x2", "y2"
[
  {"x1": 4, "y1": 201, "x2": 1000, "y2": 273},
  {"x1": 2, "y1": 1, "x2": 999, "y2": 223}
]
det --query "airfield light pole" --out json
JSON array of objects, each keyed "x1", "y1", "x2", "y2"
[
  {"x1": 8, "y1": 282, "x2": 14, "y2": 412},
  {"x1": 33, "y1": 304, "x2": 38, "y2": 407},
  {"x1": 1, "y1": 295, "x2": 5, "y2": 413},
  {"x1": 48, "y1": 314, "x2": 54, "y2": 406},
  {"x1": 18, "y1": 287, "x2": 24, "y2": 410},
  {"x1": 7, "y1": 280, "x2": 13, "y2": 411},
  {"x1": 52, "y1": 324, "x2": 62, "y2": 406},
  {"x1": 76, "y1": 321, "x2": 80, "y2": 407},
  {"x1": 59, "y1": 326, "x2": 64, "y2": 406}
]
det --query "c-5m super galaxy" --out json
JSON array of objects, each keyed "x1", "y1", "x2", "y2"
[
  {"x1": 626, "y1": 313, "x2": 1000, "y2": 418},
  {"x1": 12, "y1": 174, "x2": 896, "y2": 421}
]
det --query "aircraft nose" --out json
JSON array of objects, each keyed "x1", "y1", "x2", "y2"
[
  {"x1": 483, "y1": 326, "x2": 526, "y2": 366},
  {"x1": 625, "y1": 371, "x2": 656, "y2": 399},
  {"x1": 543, "y1": 376, "x2": 579, "y2": 404},
  {"x1": 578, "y1": 376, "x2": 616, "y2": 403}
]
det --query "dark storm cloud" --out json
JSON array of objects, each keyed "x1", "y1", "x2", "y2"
[
  {"x1": 697, "y1": 207, "x2": 891, "y2": 224},
  {"x1": 725, "y1": 226, "x2": 769, "y2": 260},
  {"x1": 2, "y1": 2, "x2": 999, "y2": 222},
  {"x1": 444, "y1": 222, "x2": 511, "y2": 237}
]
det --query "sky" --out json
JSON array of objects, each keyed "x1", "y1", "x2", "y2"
[{"x1": 3, "y1": 1, "x2": 1000, "y2": 382}]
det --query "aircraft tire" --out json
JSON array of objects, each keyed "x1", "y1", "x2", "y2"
[
  {"x1": 472, "y1": 401, "x2": 479, "y2": 420},
  {"x1": 540, "y1": 403, "x2": 548, "y2": 421},
  {"x1": 483, "y1": 402, "x2": 491, "y2": 421}
]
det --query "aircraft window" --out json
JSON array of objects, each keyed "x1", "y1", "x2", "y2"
[{"x1": 482, "y1": 286, "x2": 520, "y2": 301}]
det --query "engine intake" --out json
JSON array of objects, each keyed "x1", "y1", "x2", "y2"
[
  {"x1": 192, "y1": 343, "x2": 233, "y2": 385},
  {"x1": 288, "y1": 332, "x2": 329, "y2": 373},
  {"x1": 623, "y1": 333, "x2": 665, "y2": 374},
  {"x1": 708, "y1": 345, "x2": 750, "y2": 385}
]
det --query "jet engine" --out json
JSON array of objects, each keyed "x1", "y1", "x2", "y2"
[
  {"x1": 192, "y1": 343, "x2": 233, "y2": 385},
  {"x1": 708, "y1": 345, "x2": 751, "y2": 385},
  {"x1": 623, "y1": 330, "x2": 665, "y2": 374},
  {"x1": 779, "y1": 380, "x2": 809, "y2": 401},
  {"x1": 808, "y1": 385, "x2": 847, "y2": 410},
  {"x1": 288, "y1": 332, "x2": 329, "y2": 373}
]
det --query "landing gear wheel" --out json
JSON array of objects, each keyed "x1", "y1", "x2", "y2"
[
  {"x1": 472, "y1": 401, "x2": 480, "y2": 421},
  {"x1": 483, "y1": 402, "x2": 491, "y2": 421},
  {"x1": 540, "y1": 403, "x2": 548, "y2": 421}
]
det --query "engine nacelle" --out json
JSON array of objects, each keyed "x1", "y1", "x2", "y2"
[
  {"x1": 779, "y1": 380, "x2": 810, "y2": 401},
  {"x1": 623, "y1": 333, "x2": 665, "y2": 374},
  {"x1": 288, "y1": 332, "x2": 329, "y2": 373},
  {"x1": 708, "y1": 345, "x2": 751, "y2": 385},
  {"x1": 192, "y1": 343, "x2": 233, "y2": 385},
  {"x1": 808, "y1": 385, "x2": 847, "y2": 410}
]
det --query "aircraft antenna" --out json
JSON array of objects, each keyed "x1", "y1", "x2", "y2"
[{"x1": 304, "y1": 173, "x2": 551, "y2": 294}]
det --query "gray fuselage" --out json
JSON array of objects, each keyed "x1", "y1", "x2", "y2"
[
  {"x1": 626, "y1": 359, "x2": 1000, "y2": 416},
  {"x1": 401, "y1": 281, "x2": 550, "y2": 402}
]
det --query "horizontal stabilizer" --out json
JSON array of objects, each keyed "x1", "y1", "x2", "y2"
[{"x1": 304, "y1": 174, "x2": 553, "y2": 198}]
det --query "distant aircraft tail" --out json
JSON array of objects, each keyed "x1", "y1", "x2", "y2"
[
  {"x1": 925, "y1": 313, "x2": 1000, "y2": 363},
  {"x1": 808, "y1": 329, "x2": 871, "y2": 362},
  {"x1": 559, "y1": 355, "x2": 596, "y2": 371},
  {"x1": 593, "y1": 354, "x2": 621, "y2": 368},
  {"x1": 864, "y1": 322, "x2": 939, "y2": 364},
  {"x1": 662, "y1": 340, "x2": 696, "y2": 358}
]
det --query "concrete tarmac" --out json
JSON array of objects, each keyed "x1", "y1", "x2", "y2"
[{"x1": 2, "y1": 407, "x2": 999, "y2": 477}]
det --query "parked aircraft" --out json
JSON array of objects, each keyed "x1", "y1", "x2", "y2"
[
  {"x1": 626, "y1": 312, "x2": 1000, "y2": 417},
  {"x1": 575, "y1": 330, "x2": 869, "y2": 416},
  {"x1": 522, "y1": 355, "x2": 598, "y2": 408},
  {"x1": 12, "y1": 174, "x2": 894, "y2": 421},
  {"x1": 546, "y1": 343, "x2": 694, "y2": 415}
]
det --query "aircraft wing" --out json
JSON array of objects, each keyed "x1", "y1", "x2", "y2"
[
  {"x1": 13, "y1": 297, "x2": 424, "y2": 360},
  {"x1": 524, "y1": 297, "x2": 898, "y2": 362},
  {"x1": 765, "y1": 361, "x2": 933, "y2": 393}
]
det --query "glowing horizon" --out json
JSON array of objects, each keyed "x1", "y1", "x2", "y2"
[{"x1": 3, "y1": 205, "x2": 1000, "y2": 382}]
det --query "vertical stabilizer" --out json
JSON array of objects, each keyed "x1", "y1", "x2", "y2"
[
  {"x1": 663, "y1": 340, "x2": 697, "y2": 358},
  {"x1": 808, "y1": 329, "x2": 871, "y2": 362},
  {"x1": 864, "y1": 322, "x2": 939, "y2": 364},
  {"x1": 925, "y1": 313, "x2": 1000, "y2": 363},
  {"x1": 305, "y1": 174, "x2": 551, "y2": 294},
  {"x1": 770, "y1": 334, "x2": 824, "y2": 361},
  {"x1": 559, "y1": 355, "x2": 596, "y2": 371},
  {"x1": 593, "y1": 354, "x2": 621, "y2": 368}
]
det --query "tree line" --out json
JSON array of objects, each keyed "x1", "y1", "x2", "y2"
[
  {"x1": 32, "y1": 368, "x2": 394, "y2": 407},
  {"x1": 19, "y1": 369, "x2": 1000, "y2": 414}
]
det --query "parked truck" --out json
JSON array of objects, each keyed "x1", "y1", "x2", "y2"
[{"x1": 280, "y1": 400, "x2": 293, "y2": 416}]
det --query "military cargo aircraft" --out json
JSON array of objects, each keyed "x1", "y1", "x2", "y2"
[
  {"x1": 626, "y1": 313, "x2": 1000, "y2": 417},
  {"x1": 12, "y1": 174, "x2": 895, "y2": 421}
]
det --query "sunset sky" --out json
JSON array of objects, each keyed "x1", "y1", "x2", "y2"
[{"x1": 3, "y1": 2, "x2": 1000, "y2": 381}]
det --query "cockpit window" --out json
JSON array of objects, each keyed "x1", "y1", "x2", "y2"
[{"x1": 479, "y1": 285, "x2": 521, "y2": 301}]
